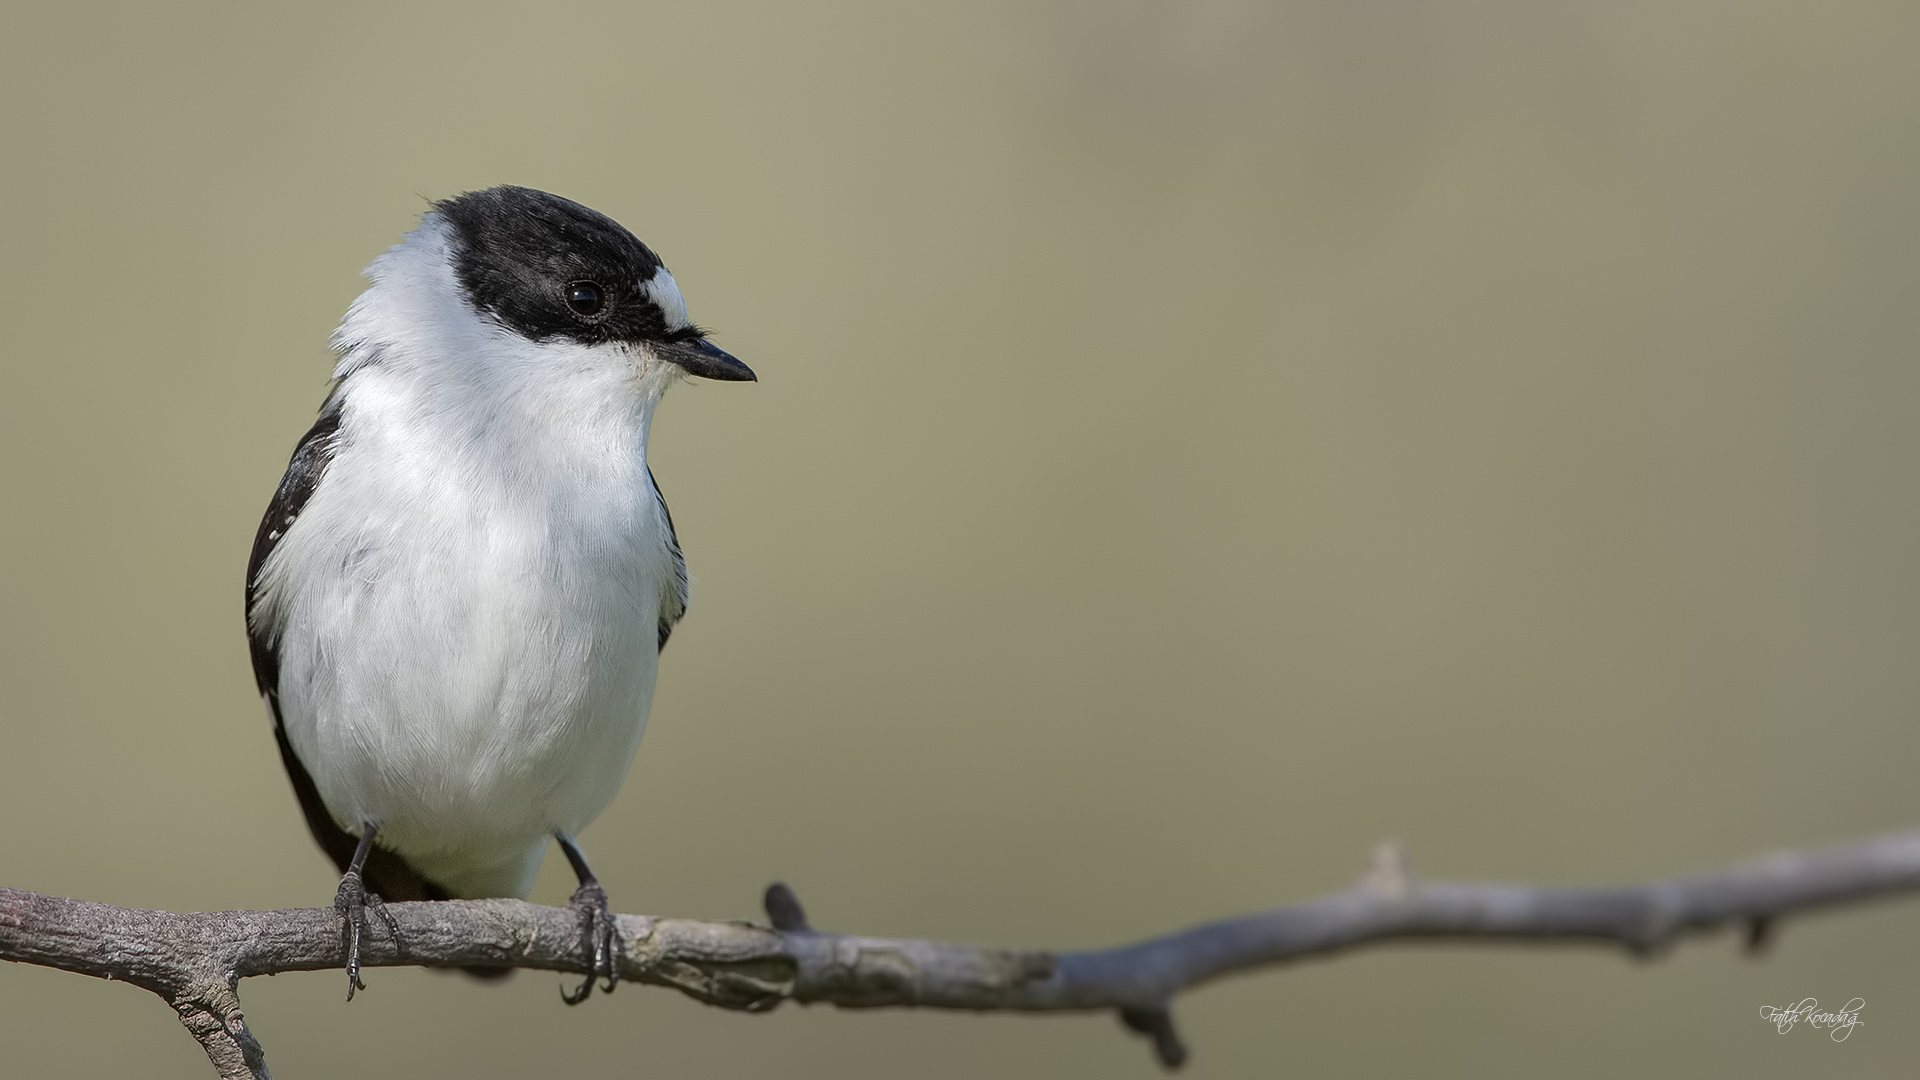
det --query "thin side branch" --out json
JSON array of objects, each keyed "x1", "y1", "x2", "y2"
[{"x1": 6, "y1": 828, "x2": 1920, "y2": 1078}]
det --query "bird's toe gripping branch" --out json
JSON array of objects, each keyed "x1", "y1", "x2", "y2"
[
  {"x1": 332, "y1": 871, "x2": 400, "y2": 1001},
  {"x1": 562, "y1": 879, "x2": 622, "y2": 1005}
]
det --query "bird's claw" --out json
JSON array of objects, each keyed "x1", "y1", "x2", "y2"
[
  {"x1": 334, "y1": 870, "x2": 398, "y2": 1000},
  {"x1": 561, "y1": 879, "x2": 621, "y2": 1004}
]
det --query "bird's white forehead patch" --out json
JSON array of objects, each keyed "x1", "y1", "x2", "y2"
[{"x1": 642, "y1": 268, "x2": 690, "y2": 330}]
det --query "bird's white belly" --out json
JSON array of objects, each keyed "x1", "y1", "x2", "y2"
[{"x1": 267, "y1": 449, "x2": 670, "y2": 898}]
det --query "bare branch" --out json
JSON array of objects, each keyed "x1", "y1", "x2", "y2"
[{"x1": 6, "y1": 828, "x2": 1920, "y2": 1076}]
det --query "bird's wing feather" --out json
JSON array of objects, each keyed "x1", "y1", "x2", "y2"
[
  {"x1": 245, "y1": 400, "x2": 444, "y2": 902},
  {"x1": 246, "y1": 401, "x2": 339, "y2": 701},
  {"x1": 650, "y1": 466, "x2": 690, "y2": 651}
]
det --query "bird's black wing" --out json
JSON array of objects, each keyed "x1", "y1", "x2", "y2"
[
  {"x1": 245, "y1": 400, "x2": 446, "y2": 904},
  {"x1": 650, "y1": 466, "x2": 690, "y2": 651}
]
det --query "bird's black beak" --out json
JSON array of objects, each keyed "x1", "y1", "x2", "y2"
[{"x1": 656, "y1": 337, "x2": 756, "y2": 381}]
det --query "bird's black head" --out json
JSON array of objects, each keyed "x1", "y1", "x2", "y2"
[{"x1": 432, "y1": 186, "x2": 754, "y2": 381}]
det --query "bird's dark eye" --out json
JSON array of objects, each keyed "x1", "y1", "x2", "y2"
[{"x1": 565, "y1": 281, "x2": 606, "y2": 317}]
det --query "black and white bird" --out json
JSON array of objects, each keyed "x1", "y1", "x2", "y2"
[{"x1": 245, "y1": 186, "x2": 753, "y2": 999}]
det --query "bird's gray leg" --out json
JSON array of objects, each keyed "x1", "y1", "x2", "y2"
[
  {"x1": 556, "y1": 834, "x2": 620, "y2": 1003},
  {"x1": 335, "y1": 824, "x2": 398, "y2": 1000}
]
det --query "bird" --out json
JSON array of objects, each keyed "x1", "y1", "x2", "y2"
[{"x1": 244, "y1": 185, "x2": 754, "y2": 1001}]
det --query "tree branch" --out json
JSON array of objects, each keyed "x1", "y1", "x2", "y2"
[{"x1": 7, "y1": 828, "x2": 1920, "y2": 1077}]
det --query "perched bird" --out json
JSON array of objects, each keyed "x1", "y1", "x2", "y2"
[{"x1": 245, "y1": 186, "x2": 754, "y2": 999}]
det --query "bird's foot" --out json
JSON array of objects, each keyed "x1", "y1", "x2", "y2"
[
  {"x1": 334, "y1": 870, "x2": 399, "y2": 1000},
  {"x1": 561, "y1": 878, "x2": 621, "y2": 1004}
]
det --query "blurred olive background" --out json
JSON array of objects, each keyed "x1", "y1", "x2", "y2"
[{"x1": 3, "y1": 1, "x2": 1919, "y2": 1076}]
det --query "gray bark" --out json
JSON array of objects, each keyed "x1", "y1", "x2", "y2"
[{"x1": 6, "y1": 828, "x2": 1920, "y2": 1077}]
